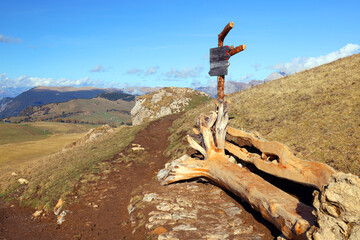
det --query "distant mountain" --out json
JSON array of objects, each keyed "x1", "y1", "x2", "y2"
[
  {"x1": 0, "y1": 97, "x2": 13, "y2": 113},
  {"x1": 13, "y1": 96, "x2": 135, "y2": 125},
  {"x1": 0, "y1": 86, "x2": 116, "y2": 119},
  {"x1": 196, "y1": 80, "x2": 264, "y2": 98},
  {"x1": 123, "y1": 87, "x2": 162, "y2": 95}
]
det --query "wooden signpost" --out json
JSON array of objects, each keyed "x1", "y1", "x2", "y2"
[{"x1": 209, "y1": 21, "x2": 246, "y2": 101}]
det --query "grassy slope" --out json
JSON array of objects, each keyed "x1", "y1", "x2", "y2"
[
  {"x1": 167, "y1": 54, "x2": 360, "y2": 175},
  {"x1": 0, "y1": 123, "x2": 51, "y2": 145},
  {"x1": 13, "y1": 97, "x2": 134, "y2": 125},
  {"x1": 0, "y1": 124, "x2": 144, "y2": 210}
]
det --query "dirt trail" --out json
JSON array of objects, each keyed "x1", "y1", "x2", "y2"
[{"x1": 0, "y1": 114, "x2": 279, "y2": 240}]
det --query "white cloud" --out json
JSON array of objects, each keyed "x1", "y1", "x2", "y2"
[
  {"x1": 236, "y1": 73, "x2": 254, "y2": 82},
  {"x1": 90, "y1": 64, "x2": 105, "y2": 72},
  {"x1": 0, "y1": 34, "x2": 21, "y2": 44},
  {"x1": 264, "y1": 72, "x2": 286, "y2": 82},
  {"x1": 126, "y1": 68, "x2": 143, "y2": 75},
  {"x1": 0, "y1": 73, "x2": 99, "y2": 98},
  {"x1": 145, "y1": 66, "x2": 159, "y2": 76},
  {"x1": 270, "y1": 43, "x2": 360, "y2": 75},
  {"x1": 165, "y1": 66, "x2": 204, "y2": 80},
  {"x1": 253, "y1": 63, "x2": 261, "y2": 71}
]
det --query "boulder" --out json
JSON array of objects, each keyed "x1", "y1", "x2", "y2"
[{"x1": 307, "y1": 172, "x2": 360, "y2": 240}]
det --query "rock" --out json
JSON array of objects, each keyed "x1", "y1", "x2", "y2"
[
  {"x1": 64, "y1": 124, "x2": 114, "y2": 149},
  {"x1": 173, "y1": 224, "x2": 197, "y2": 231},
  {"x1": 32, "y1": 210, "x2": 43, "y2": 218},
  {"x1": 93, "y1": 204, "x2": 99, "y2": 208},
  {"x1": 132, "y1": 146, "x2": 145, "y2": 151},
  {"x1": 234, "y1": 225, "x2": 253, "y2": 235},
  {"x1": 158, "y1": 232, "x2": 180, "y2": 240},
  {"x1": 205, "y1": 232, "x2": 229, "y2": 239},
  {"x1": 127, "y1": 204, "x2": 135, "y2": 215},
  {"x1": 156, "y1": 202, "x2": 176, "y2": 211},
  {"x1": 150, "y1": 226, "x2": 168, "y2": 235},
  {"x1": 11, "y1": 172, "x2": 17, "y2": 176},
  {"x1": 176, "y1": 197, "x2": 193, "y2": 208},
  {"x1": 53, "y1": 198, "x2": 64, "y2": 216},
  {"x1": 57, "y1": 210, "x2": 69, "y2": 225},
  {"x1": 308, "y1": 172, "x2": 360, "y2": 240},
  {"x1": 18, "y1": 178, "x2": 29, "y2": 184},
  {"x1": 143, "y1": 193, "x2": 157, "y2": 202},
  {"x1": 223, "y1": 206, "x2": 242, "y2": 217},
  {"x1": 131, "y1": 87, "x2": 210, "y2": 125}
]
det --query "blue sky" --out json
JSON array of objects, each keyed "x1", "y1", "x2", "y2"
[{"x1": 1, "y1": 0, "x2": 359, "y2": 97}]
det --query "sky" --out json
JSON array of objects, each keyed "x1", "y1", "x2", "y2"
[{"x1": 1, "y1": 0, "x2": 359, "y2": 98}]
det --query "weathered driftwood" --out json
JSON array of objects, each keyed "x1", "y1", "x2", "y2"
[
  {"x1": 158, "y1": 101, "x2": 324, "y2": 240},
  {"x1": 226, "y1": 127, "x2": 336, "y2": 189}
]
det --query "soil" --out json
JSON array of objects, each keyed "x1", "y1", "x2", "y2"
[{"x1": 0, "y1": 113, "x2": 279, "y2": 240}]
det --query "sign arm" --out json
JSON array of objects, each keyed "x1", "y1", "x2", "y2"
[
  {"x1": 218, "y1": 21, "x2": 234, "y2": 47},
  {"x1": 229, "y1": 44, "x2": 246, "y2": 56}
]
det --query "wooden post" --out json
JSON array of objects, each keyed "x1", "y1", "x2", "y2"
[{"x1": 216, "y1": 22, "x2": 246, "y2": 101}]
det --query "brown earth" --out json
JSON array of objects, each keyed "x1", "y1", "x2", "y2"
[{"x1": 0, "y1": 114, "x2": 279, "y2": 240}]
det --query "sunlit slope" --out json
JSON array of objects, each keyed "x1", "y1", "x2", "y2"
[
  {"x1": 167, "y1": 53, "x2": 360, "y2": 175},
  {"x1": 228, "y1": 53, "x2": 360, "y2": 174}
]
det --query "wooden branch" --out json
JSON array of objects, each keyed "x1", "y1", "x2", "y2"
[
  {"x1": 158, "y1": 154, "x2": 210, "y2": 185},
  {"x1": 226, "y1": 127, "x2": 336, "y2": 189},
  {"x1": 218, "y1": 21, "x2": 234, "y2": 47},
  {"x1": 229, "y1": 44, "x2": 246, "y2": 56},
  {"x1": 187, "y1": 135, "x2": 208, "y2": 159}
]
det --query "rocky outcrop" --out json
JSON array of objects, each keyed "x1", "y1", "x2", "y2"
[
  {"x1": 131, "y1": 87, "x2": 209, "y2": 126},
  {"x1": 307, "y1": 172, "x2": 360, "y2": 240},
  {"x1": 64, "y1": 124, "x2": 115, "y2": 149}
]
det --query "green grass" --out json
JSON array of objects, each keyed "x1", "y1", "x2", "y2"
[
  {"x1": 0, "y1": 123, "x2": 51, "y2": 145},
  {"x1": 0, "y1": 124, "x2": 145, "y2": 210},
  {"x1": 166, "y1": 54, "x2": 360, "y2": 175}
]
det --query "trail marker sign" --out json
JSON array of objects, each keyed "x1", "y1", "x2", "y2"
[{"x1": 209, "y1": 46, "x2": 231, "y2": 76}]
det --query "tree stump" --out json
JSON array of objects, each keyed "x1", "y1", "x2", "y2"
[{"x1": 158, "y1": 101, "x2": 337, "y2": 239}]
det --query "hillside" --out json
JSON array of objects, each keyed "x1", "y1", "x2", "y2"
[
  {"x1": 0, "y1": 86, "x2": 115, "y2": 119},
  {"x1": 13, "y1": 96, "x2": 135, "y2": 125},
  {"x1": 196, "y1": 80, "x2": 263, "y2": 98},
  {"x1": 167, "y1": 53, "x2": 360, "y2": 175}
]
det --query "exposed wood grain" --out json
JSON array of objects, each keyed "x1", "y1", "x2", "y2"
[{"x1": 226, "y1": 127, "x2": 336, "y2": 189}]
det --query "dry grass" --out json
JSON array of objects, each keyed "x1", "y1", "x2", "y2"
[
  {"x1": 0, "y1": 122, "x2": 94, "y2": 175},
  {"x1": 0, "y1": 124, "x2": 145, "y2": 210},
  {"x1": 166, "y1": 54, "x2": 360, "y2": 175},
  {"x1": 0, "y1": 133, "x2": 86, "y2": 175}
]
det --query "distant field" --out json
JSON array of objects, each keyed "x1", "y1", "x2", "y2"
[
  {"x1": 0, "y1": 122, "x2": 93, "y2": 175},
  {"x1": 0, "y1": 123, "x2": 51, "y2": 145}
]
